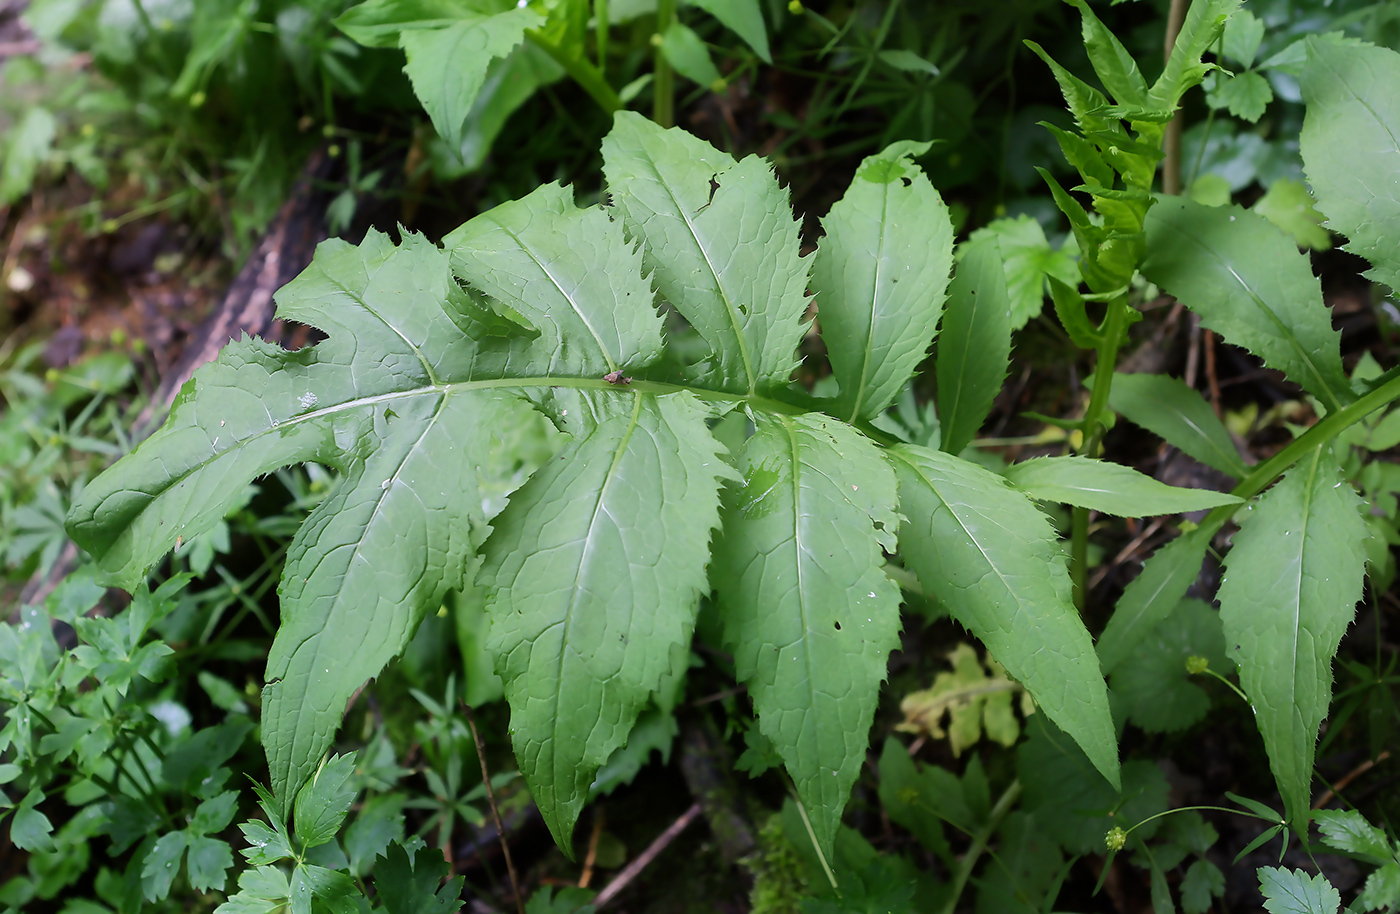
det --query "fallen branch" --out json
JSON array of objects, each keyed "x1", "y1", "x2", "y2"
[{"x1": 593, "y1": 802, "x2": 703, "y2": 909}]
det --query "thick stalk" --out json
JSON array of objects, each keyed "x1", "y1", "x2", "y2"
[
  {"x1": 1211, "y1": 370, "x2": 1400, "y2": 515},
  {"x1": 525, "y1": 32, "x2": 621, "y2": 114},
  {"x1": 1071, "y1": 299, "x2": 1131, "y2": 609},
  {"x1": 653, "y1": 0, "x2": 676, "y2": 126},
  {"x1": 939, "y1": 779, "x2": 1023, "y2": 914}
]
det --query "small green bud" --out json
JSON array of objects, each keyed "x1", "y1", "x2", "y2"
[
  {"x1": 1186, "y1": 655, "x2": 1210, "y2": 675},
  {"x1": 189, "y1": 90, "x2": 206, "y2": 109},
  {"x1": 650, "y1": 32, "x2": 663, "y2": 47},
  {"x1": 788, "y1": 0, "x2": 804, "y2": 12},
  {"x1": 1106, "y1": 827, "x2": 1127, "y2": 852}
]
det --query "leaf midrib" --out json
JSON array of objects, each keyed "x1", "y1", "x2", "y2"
[
  {"x1": 847, "y1": 183, "x2": 892, "y2": 422},
  {"x1": 548, "y1": 391, "x2": 644, "y2": 802},
  {"x1": 484, "y1": 211, "x2": 620, "y2": 374},
  {"x1": 778, "y1": 414, "x2": 822, "y2": 779},
  {"x1": 133, "y1": 375, "x2": 800, "y2": 527},
  {"x1": 634, "y1": 153, "x2": 758, "y2": 393}
]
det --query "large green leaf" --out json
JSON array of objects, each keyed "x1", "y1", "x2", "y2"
[
  {"x1": 1003, "y1": 456, "x2": 1241, "y2": 516},
  {"x1": 1300, "y1": 37, "x2": 1400, "y2": 293},
  {"x1": 712, "y1": 412, "x2": 902, "y2": 859},
  {"x1": 890, "y1": 445, "x2": 1119, "y2": 789},
  {"x1": 1143, "y1": 197, "x2": 1351, "y2": 414},
  {"x1": 399, "y1": 8, "x2": 540, "y2": 154},
  {"x1": 1218, "y1": 446, "x2": 1366, "y2": 828},
  {"x1": 601, "y1": 111, "x2": 810, "y2": 394},
  {"x1": 484, "y1": 391, "x2": 729, "y2": 851},
  {"x1": 813, "y1": 140, "x2": 952, "y2": 422},
  {"x1": 1095, "y1": 522, "x2": 1218, "y2": 674},
  {"x1": 936, "y1": 238, "x2": 1011, "y2": 456},
  {"x1": 1107, "y1": 372, "x2": 1248, "y2": 479}
]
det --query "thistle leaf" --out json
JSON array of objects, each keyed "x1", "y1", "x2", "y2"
[
  {"x1": 1143, "y1": 197, "x2": 1351, "y2": 414},
  {"x1": 1300, "y1": 37, "x2": 1400, "y2": 293},
  {"x1": 484, "y1": 391, "x2": 731, "y2": 851},
  {"x1": 712, "y1": 412, "x2": 902, "y2": 859},
  {"x1": 601, "y1": 111, "x2": 810, "y2": 393},
  {"x1": 1218, "y1": 446, "x2": 1367, "y2": 828},
  {"x1": 891, "y1": 445, "x2": 1120, "y2": 789},
  {"x1": 813, "y1": 140, "x2": 953, "y2": 422}
]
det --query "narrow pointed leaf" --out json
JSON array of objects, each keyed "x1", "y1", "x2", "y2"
[
  {"x1": 712, "y1": 412, "x2": 903, "y2": 859},
  {"x1": 937, "y1": 238, "x2": 1012, "y2": 455},
  {"x1": 813, "y1": 140, "x2": 953, "y2": 422},
  {"x1": 1218, "y1": 446, "x2": 1367, "y2": 828},
  {"x1": 601, "y1": 111, "x2": 810, "y2": 392},
  {"x1": 444, "y1": 181, "x2": 663, "y2": 376},
  {"x1": 1096, "y1": 522, "x2": 1219, "y2": 674},
  {"x1": 483, "y1": 391, "x2": 730, "y2": 851},
  {"x1": 1143, "y1": 197, "x2": 1351, "y2": 414},
  {"x1": 1004, "y1": 456, "x2": 1242, "y2": 516},
  {"x1": 891, "y1": 444, "x2": 1119, "y2": 789},
  {"x1": 1108, "y1": 372, "x2": 1248, "y2": 479},
  {"x1": 1067, "y1": 0, "x2": 1147, "y2": 106},
  {"x1": 689, "y1": 0, "x2": 770, "y2": 62},
  {"x1": 1300, "y1": 37, "x2": 1400, "y2": 293},
  {"x1": 399, "y1": 9, "x2": 540, "y2": 153}
]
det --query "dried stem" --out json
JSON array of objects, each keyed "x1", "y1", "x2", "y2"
[
  {"x1": 594, "y1": 802, "x2": 703, "y2": 908},
  {"x1": 462, "y1": 702, "x2": 525, "y2": 914},
  {"x1": 1162, "y1": 0, "x2": 1190, "y2": 195}
]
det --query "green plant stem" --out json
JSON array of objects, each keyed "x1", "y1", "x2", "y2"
[
  {"x1": 653, "y1": 0, "x2": 676, "y2": 127},
  {"x1": 596, "y1": 0, "x2": 609, "y2": 77},
  {"x1": 1218, "y1": 369, "x2": 1400, "y2": 510},
  {"x1": 1070, "y1": 298, "x2": 1131, "y2": 609},
  {"x1": 939, "y1": 779, "x2": 1022, "y2": 914},
  {"x1": 524, "y1": 32, "x2": 621, "y2": 115}
]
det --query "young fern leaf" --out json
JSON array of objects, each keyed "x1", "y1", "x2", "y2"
[
  {"x1": 1218, "y1": 446, "x2": 1367, "y2": 830},
  {"x1": 811, "y1": 140, "x2": 953, "y2": 423},
  {"x1": 711, "y1": 412, "x2": 903, "y2": 859}
]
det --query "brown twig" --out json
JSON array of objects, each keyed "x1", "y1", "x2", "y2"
[
  {"x1": 1204, "y1": 329, "x2": 1223, "y2": 417},
  {"x1": 462, "y1": 702, "x2": 525, "y2": 914},
  {"x1": 1313, "y1": 750, "x2": 1391, "y2": 810},
  {"x1": 690, "y1": 684, "x2": 746, "y2": 706},
  {"x1": 593, "y1": 802, "x2": 703, "y2": 909},
  {"x1": 1089, "y1": 518, "x2": 1165, "y2": 591},
  {"x1": 578, "y1": 807, "x2": 605, "y2": 889},
  {"x1": 1162, "y1": 0, "x2": 1190, "y2": 195}
]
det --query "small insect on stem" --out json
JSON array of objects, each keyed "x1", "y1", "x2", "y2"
[{"x1": 603, "y1": 370, "x2": 632, "y2": 385}]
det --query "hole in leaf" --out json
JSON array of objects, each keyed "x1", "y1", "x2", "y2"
[{"x1": 834, "y1": 621, "x2": 842, "y2": 630}]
